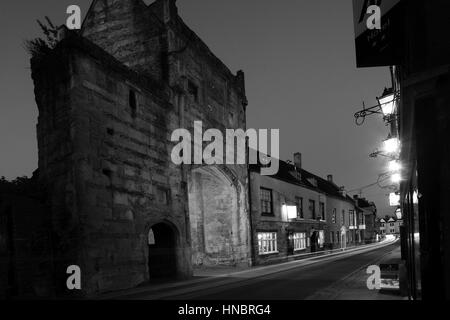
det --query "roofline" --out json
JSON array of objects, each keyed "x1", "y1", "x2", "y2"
[
  {"x1": 250, "y1": 170, "x2": 321, "y2": 194},
  {"x1": 250, "y1": 169, "x2": 357, "y2": 206}
]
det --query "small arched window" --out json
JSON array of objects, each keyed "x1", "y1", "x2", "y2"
[{"x1": 129, "y1": 89, "x2": 137, "y2": 118}]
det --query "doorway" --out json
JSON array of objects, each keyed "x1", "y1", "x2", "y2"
[{"x1": 148, "y1": 222, "x2": 177, "y2": 280}]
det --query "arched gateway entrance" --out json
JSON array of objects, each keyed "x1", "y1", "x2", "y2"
[
  {"x1": 187, "y1": 166, "x2": 249, "y2": 266},
  {"x1": 147, "y1": 222, "x2": 178, "y2": 279}
]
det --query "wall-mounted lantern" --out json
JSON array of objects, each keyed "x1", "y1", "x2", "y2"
[
  {"x1": 354, "y1": 87, "x2": 400, "y2": 126},
  {"x1": 383, "y1": 134, "x2": 400, "y2": 154},
  {"x1": 283, "y1": 204, "x2": 298, "y2": 220},
  {"x1": 388, "y1": 160, "x2": 402, "y2": 172},
  {"x1": 391, "y1": 173, "x2": 402, "y2": 184}
]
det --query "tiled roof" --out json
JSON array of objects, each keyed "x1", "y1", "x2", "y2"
[{"x1": 250, "y1": 158, "x2": 355, "y2": 204}]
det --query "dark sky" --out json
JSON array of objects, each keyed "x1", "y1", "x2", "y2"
[{"x1": 0, "y1": 0, "x2": 393, "y2": 216}]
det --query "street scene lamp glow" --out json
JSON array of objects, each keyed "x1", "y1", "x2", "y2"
[
  {"x1": 283, "y1": 205, "x2": 297, "y2": 219},
  {"x1": 388, "y1": 160, "x2": 402, "y2": 172},
  {"x1": 413, "y1": 191, "x2": 419, "y2": 204},
  {"x1": 288, "y1": 206, "x2": 297, "y2": 219},
  {"x1": 389, "y1": 193, "x2": 400, "y2": 206},
  {"x1": 383, "y1": 137, "x2": 400, "y2": 154},
  {"x1": 378, "y1": 93, "x2": 396, "y2": 116},
  {"x1": 395, "y1": 208, "x2": 402, "y2": 220},
  {"x1": 391, "y1": 173, "x2": 402, "y2": 184}
]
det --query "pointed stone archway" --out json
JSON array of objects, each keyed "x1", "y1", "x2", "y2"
[{"x1": 187, "y1": 166, "x2": 249, "y2": 267}]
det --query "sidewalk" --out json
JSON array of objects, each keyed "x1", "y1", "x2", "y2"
[
  {"x1": 306, "y1": 245, "x2": 407, "y2": 300},
  {"x1": 99, "y1": 239, "x2": 397, "y2": 300}
]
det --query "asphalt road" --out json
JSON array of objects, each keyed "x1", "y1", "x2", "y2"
[{"x1": 161, "y1": 242, "x2": 400, "y2": 300}]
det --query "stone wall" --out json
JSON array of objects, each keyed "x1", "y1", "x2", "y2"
[
  {"x1": 0, "y1": 190, "x2": 52, "y2": 299},
  {"x1": 82, "y1": 0, "x2": 166, "y2": 79},
  {"x1": 31, "y1": 0, "x2": 250, "y2": 296},
  {"x1": 188, "y1": 166, "x2": 249, "y2": 267},
  {"x1": 32, "y1": 35, "x2": 192, "y2": 295}
]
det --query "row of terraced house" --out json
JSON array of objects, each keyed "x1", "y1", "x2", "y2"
[{"x1": 249, "y1": 153, "x2": 378, "y2": 265}]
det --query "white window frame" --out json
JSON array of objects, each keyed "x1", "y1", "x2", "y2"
[
  {"x1": 293, "y1": 233, "x2": 307, "y2": 251},
  {"x1": 260, "y1": 188, "x2": 273, "y2": 215},
  {"x1": 258, "y1": 232, "x2": 278, "y2": 255}
]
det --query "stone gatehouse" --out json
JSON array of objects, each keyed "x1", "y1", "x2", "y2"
[{"x1": 30, "y1": 0, "x2": 250, "y2": 297}]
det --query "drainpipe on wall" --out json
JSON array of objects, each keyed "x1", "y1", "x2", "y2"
[{"x1": 246, "y1": 141, "x2": 256, "y2": 267}]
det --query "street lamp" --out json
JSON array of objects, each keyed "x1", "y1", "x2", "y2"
[
  {"x1": 383, "y1": 135, "x2": 400, "y2": 154},
  {"x1": 286, "y1": 205, "x2": 297, "y2": 220},
  {"x1": 378, "y1": 88, "x2": 397, "y2": 118},
  {"x1": 370, "y1": 150, "x2": 398, "y2": 160},
  {"x1": 413, "y1": 191, "x2": 419, "y2": 204},
  {"x1": 388, "y1": 160, "x2": 402, "y2": 172},
  {"x1": 354, "y1": 87, "x2": 399, "y2": 126},
  {"x1": 391, "y1": 173, "x2": 402, "y2": 184}
]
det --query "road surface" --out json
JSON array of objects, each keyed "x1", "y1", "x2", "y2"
[{"x1": 160, "y1": 242, "x2": 400, "y2": 300}]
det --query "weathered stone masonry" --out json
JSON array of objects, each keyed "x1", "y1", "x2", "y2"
[{"x1": 31, "y1": 0, "x2": 250, "y2": 296}]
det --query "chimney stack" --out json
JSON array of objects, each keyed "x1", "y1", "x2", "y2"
[
  {"x1": 294, "y1": 153, "x2": 302, "y2": 170},
  {"x1": 327, "y1": 174, "x2": 333, "y2": 183}
]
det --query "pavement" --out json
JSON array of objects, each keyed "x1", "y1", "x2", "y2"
[
  {"x1": 99, "y1": 239, "x2": 403, "y2": 300},
  {"x1": 306, "y1": 245, "x2": 406, "y2": 300}
]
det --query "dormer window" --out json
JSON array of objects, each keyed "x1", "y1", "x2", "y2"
[
  {"x1": 289, "y1": 170, "x2": 301, "y2": 181},
  {"x1": 307, "y1": 177, "x2": 318, "y2": 187}
]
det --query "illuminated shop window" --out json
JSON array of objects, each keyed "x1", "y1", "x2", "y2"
[
  {"x1": 293, "y1": 233, "x2": 306, "y2": 251},
  {"x1": 258, "y1": 232, "x2": 278, "y2": 255}
]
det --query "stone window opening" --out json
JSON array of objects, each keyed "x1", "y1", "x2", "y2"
[
  {"x1": 102, "y1": 168, "x2": 112, "y2": 178},
  {"x1": 228, "y1": 111, "x2": 235, "y2": 124},
  {"x1": 129, "y1": 89, "x2": 137, "y2": 118},
  {"x1": 156, "y1": 186, "x2": 170, "y2": 205},
  {"x1": 187, "y1": 80, "x2": 199, "y2": 102}
]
